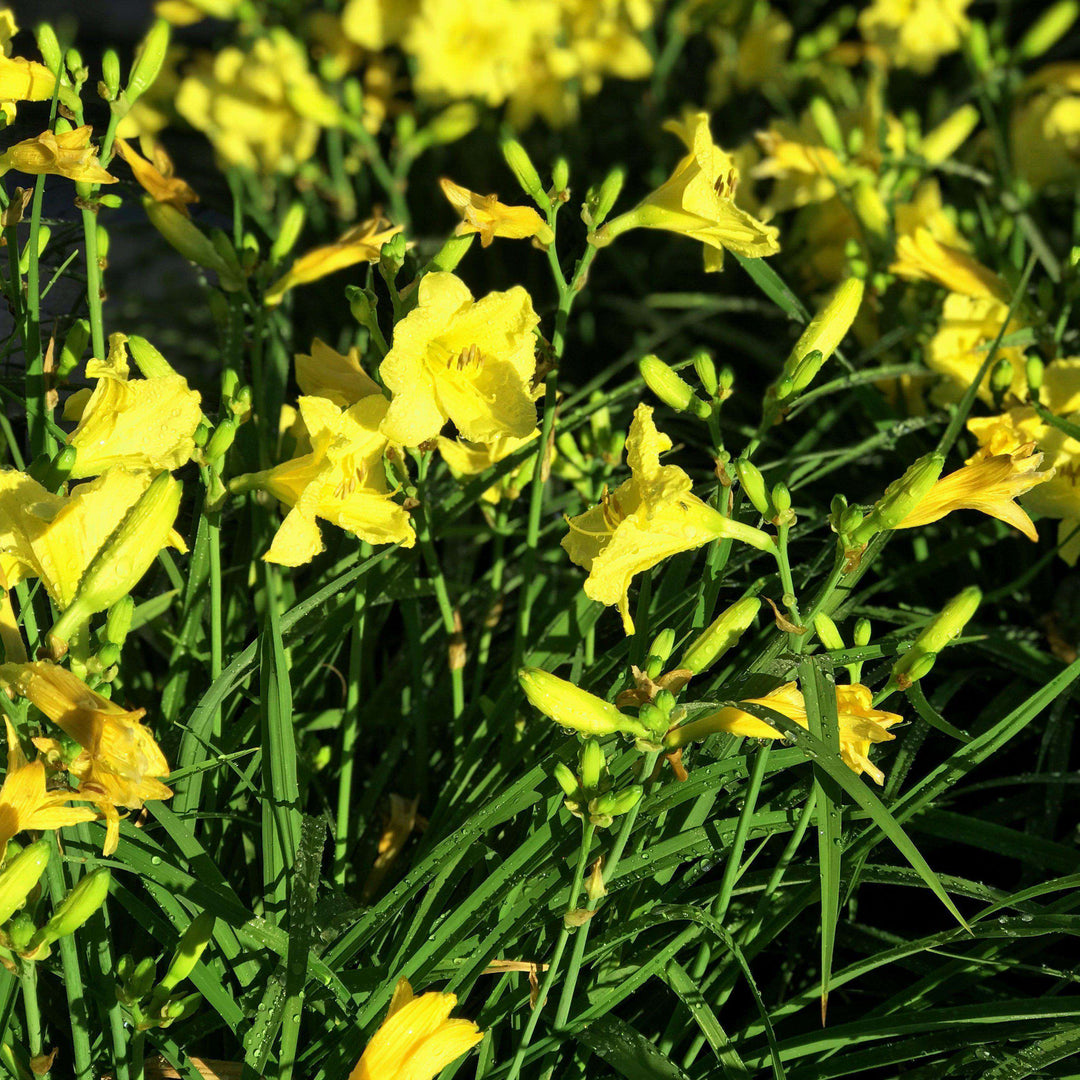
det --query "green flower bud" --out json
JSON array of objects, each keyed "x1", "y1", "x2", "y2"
[
  {"x1": 101, "y1": 49, "x2": 121, "y2": 100},
  {"x1": 551, "y1": 157, "x2": 569, "y2": 193},
  {"x1": 579, "y1": 739, "x2": 604, "y2": 793},
  {"x1": 42, "y1": 444, "x2": 77, "y2": 491},
  {"x1": 427, "y1": 102, "x2": 478, "y2": 145},
  {"x1": 639, "y1": 355, "x2": 711, "y2": 418},
  {"x1": 204, "y1": 419, "x2": 237, "y2": 467},
  {"x1": 654, "y1": 689, "x2": 675, "y2": 717},
  {"x1": 990, "y1": 357, "x2": 1014, "y2": 398},
  {"x1": 1027, "y1": 356, "x2": 1045, "y2": 394},
  {"x1": 519, "y1": 668, "x2": 649, "y2": 739},
  {"x1": 736, "y1": 459, "x2": 771, "y2": 517},
  {"x1": 771, "y1": 482, "x2": 791, "y2": 516},
  {"x1": 0, "y1": 841, "x2": 50, "y2": 926},
  {"x1": 919, "y1": 105, "x2": 980, "y2": 166},
  {"x1": 786, "y1": 278, "x2": 864, "y2": 390},
  {"x1": 26, "y1": 868, "x2": 110, "y2": 954},
  {"x1": 58, "y1": 319, "x2": 90, "y2": 381},
  {"x1": 156, "y1": 910, "x2": 214, "y2": 994},
  {"x1": 638, "y1": 702, "x2": 668, "y2": 736},
  {"x1": 813, "y1": 612, "x2": 844, "y2": 651},
  {"x1": 591, "y1": 786, "x2": 643, "y2": 819},
  {"x1": 585, "y1": 167, "x2": 624, "y2": 228},
  {"x1": 144, "y1": 200, "x2": 243, "y2": 292},
  {"x1": 96, "y1": 642, "x2": 121, "y2": 669},
  {"x1": 127, "y1": 335, "x2": 176, "y2": 379},
  {"x1": 853, "y1": 618, "x2": 871, "y2": 647},
  {"x1": 501, "y1": 140, "x2": 549, "y2": 209},
  {"x1": 36, "y1": 25, "x2": 62, "y2": 75},
  {"x1": 552, "y1": 761, "x2": 579, "y2": 799},
  {"x1": 718, "y1": 366, "x2": 735, "y2": 393},
  {"x1": 1018, "y1": 0, "x2": 1078, "y2": 58},
  {"x1": 852, "y1": 452, "x2": 945, "y2": 546},
  {"x1": 270, "y1": 202, "x2": 306, "y2": 266},
  {"x1": 127, "y1": 955, "x2": 158, "y2": 1002},
  {"x1": 65, "y1": 48, "x2": 84, "y2": 79},
  {"x1": 648, "y1": 628, "x2": 676, "y2": 665},
  {"x1": 810, "y1": 96, "x2": 845, "y2": 156},
  {"x1": 692, "y1": 351, "x2": 718, "y2": 397},
  {"x1": 892, "y1": 586, "x2": 980, "y2": 685},
  {"x1": 682, "y1": 596, "x2": 761, "y2": 675},
  {"x1": 127, "y1": 19, "x2": 170, "y2": 104}
]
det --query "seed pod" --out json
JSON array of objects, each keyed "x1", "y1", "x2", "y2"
[
  {"x1": 682, "y1": 596, "x2": 761, "y2": 675},
  {"x1": 27, "y1": 868, "x2": 110, "y2": 952},
  {"x1": 0, "y1": 841, "x2": 50, "y2": 926},
  {"x1": 519, "y1": 669, "x2": 649, "y2": 739}
]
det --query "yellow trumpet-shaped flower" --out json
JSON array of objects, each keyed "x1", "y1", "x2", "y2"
[
  {"x1": 0, "y1": 125, "x2": 116, "y2": 184},
  {"x1": 890, "y1": 227, "x2": 1007, "y2": 301},
  {"x1": 350, "y1": 977, "x2": 482, "y2": 1080},
  {"x1": 437, "y1": 428, "x2": 545, "y2": 503},
  {"x1": 114, "y1": 137, "x2": 198, "y2": 216},
  {"x1": 295, "y1": 338, "x2": 382, "y2": 408},
  {"x1": 1010, "y1": 64, "x2": 1080, "y2": 192},
  {"x1": 62, "y1": 334, "x2": 202, "y2": 478},
  {"x1": 0, "y1": 718, "x2": 96, "y2": 851},
  {"x1": 265, "y1": 217, "x2": 403, "y2": 307},
  {"x1": 176, "y1": 30, "x2": 338, "y2": 175},
  {"x1": 896, "y1": 440, "x2": 1053, "y2": 541},
  {"x1": 237, "y1": 395, "x2": 415, "y2": 566},
  {"x1": 591, "y1": 112, "x2": 779, "y2": 271},
  {"x1": 379, "y1": 271, "x2": 540, "y2": 447},
  {"x1": 341, "y1": 0, "x2": 419, "y2": 50},
  {"x1": 3, "y1": 661, "x2": 172, "y2": 856},
  {"x1": 563, "y1": 404, "x2": 775, "y2": 635},
  {"x1": 0, "y1": 51, "x2": 55, "y2": 127},
  {"x1": 0, "y1": 467, "x2": 186, "y2": 611},
  {"x1": 858, "y1": 0, "x2": 972, "y2": 73},
  {"x1": 439, "y1": 178, "x2": 554, "y2": 247},
  {"x1": 665, "y1": 682, "x2": 902, "y2": 785}
]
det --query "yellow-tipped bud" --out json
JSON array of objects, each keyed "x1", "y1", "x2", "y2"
[
  {"x1": 736, "y1": 459, "x2": 771, "y2": 517},
  {"x1": 1027, "y1": 356, "x2": 1045, "y2": 394},
  {"x1": 853, "y1": 618, "x2": 872, "y2": 647},
  {"x1": 639, "y1": 356, "x2": 711, "y2": 418},
  {"x1": 852, "y1": 452, "x2": 945, "y2": 545},
  {"x1": 0, "y1": 841, "x2": 50, "y2": 926},
  {"x1": 127, "y1": 18, "x2": 170, "y2": 104},
  {"x1": 519, "y1": 668, "x2": 650, "y2": 739},
  {"x1": 553, "y1": 762, "x2": 579, "y2": 799},
  {"x1": 682, "y1": 596, "x2": 761, "y2": 675},
  {"x1": 591, "y1": 786, "x2": 643, "y2": 819},
  {"x1": 156, "y1": 910, "x2": 214, "y2": 993},
  {"x1": 144, "y1": 199, "x2": 244, "y2": 292},
  {"x1": 892, "y1": 586, "x2": 981, "y2": 687},
  {"x1": 501, "y1": 140, "x2": 548, "y2": 209},
  {"x1": 1018, "y1": 0, "x2": 1078, "y2": 58},
  {"x1": 26, "y1": 868, "x2": 110, "y2": 954},
  {"x1": 786, "y1": 278, "x2": 864, "y2": 391},
  {"x1": 919, "y1": 105, "x2": 980, "y2": 166},
  {"x1": 813, "y1": 612, "x2": 845, "y2": 651},
  {"x1": 579, "y1": 739, "x2": 605, "y2": 793},
  {"x1": 585, "y1": 857, "x2": 606, "y2": 902}
]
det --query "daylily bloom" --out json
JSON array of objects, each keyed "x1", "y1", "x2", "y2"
[
  {"x1": 63, "y1": 334, "x2": 202, "y2": 477},
  {"x1": 0, "y1": 125, "x2": 116, "y2": 184},
  {"x1": 264, "y1": 217, "x2": 403, "y2": 307},
  {"x1": 4, "y1": 661, "x2": 172, "y2": 856},
  {"x1": 233, "y1": 395, "x2": 415, "y2": 566},
  {"x1": 1010, "y1": 64, "x2": 1080, "y2": 192},
  {"x1": 437, "y1": 429, "x2": 544, "y2": 503},
  {"x1": 0, "y1": 468, "x2": 185, "y2": 612},
  {"x1": 295, "y1": 338, "x2": 381, "y2": 408},
  {"x1": 896, "y1": 440, "x2": 1053, "y2": 541},
  {"x1": 890, "y1": 228, "x2": 1007, "y2": 301},
  {"x1": 379, "y1": 272, "x2": 540, "y2": 447},
  {"x1": 562, "y1": 404, "x2": 774, "y2": 634},
  {"x1": 341, "y1": 0, "x2": 419, "y2": 50},
  {"x1": 664, "y1": 682, "x2": 902, "y2": 785},
  {"x1": 858, "y1": 0, "x2": 972, "y2": 73},
  {"x1": 590, "y1": 112, "x2": 779, "y2": 271},
  {"x1": 349, "y1": 977, "x2": 482, "y2": 1080},
  {"x1": 0, "y1": 718, "x2": 96, "y2": 851},
  {"x1": 114, "y1": 137, "x2": 198, "y2": 215},
  {"x1": 439, "y1": 178, "x2": 553, "y2": 247},
  {"x1": 0, "y1": 23, "x2": 56, "y2": 126}
]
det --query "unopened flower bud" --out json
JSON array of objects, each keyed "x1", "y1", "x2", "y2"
[
  {"x1": 101, "y1": 50, "x2": 121, "y2": 100},
  {"x1": 853, "y1": 182, "x2": 889, "y2": 242},
  {"x1": 771, "y1": 482, "x2": 791, "y2": 516},
  {"x1": 58, "y1": 319, "x2": 90, "y2": 380},
  {"x1": 0, "y1": 841, "x2": 50, "y2": 926},
  {"x1": 269, "y1": 203, "x2": 306, "y2": 266},
  {"x1": 990, "y1": 357, "x2": 1015, "y2": 398},
  {"x1": 42, "y1": 444, "x2": 77, "y2": 491},
  {"x1": 1018, "y1": 0, "x2": 1078, "y2": 58},
  {"x1": 144, "y1": 200, "x2": 243, "y2": 292},
  {"x1": 786, "y1": 278, "x2": 863, "y2": 393},
  {"x1": 585, "y1": 858, "x2": 606, "y2": 902},
  {"x1": 127, "y1": 19, "x2": 170, "y2": 104},
  {"x1": 830, "y1": 493, "x2": 848, "y2": 519},
  {"x1": 127, "y1": 335, "x2": 176, "y2": 379},
  {"x1": 519, "y1": 668, "x2": 649, "y2": 739},
  {"x1": 853, "y1": 618, "x2": 871, "y2": 647},
  {"x1": 692, "y1": 351, "x2": 718, "y2": 397},
  {"x1": 579, "y1": 739, "x2": 605, "y2": 794},
  {"x1": 585, "y1": 167, "x2": 624, "y2": 228},
  {"x1": 840, "y1": 506, "x2": 864, "y2": 535},
  {"x1": 204, "y1": 419, "x2": 237, "y2": 467},
  {"x1": 36, "y1": 25, "x2": 62, "y2": 75},
  {"x1": 893, "y1": 586, "x2": 980, "y2": 685},
  {"x1": 551, "y1": 158, "x2": 569, "y2": 193},
  {"x1": 810, "y1": 96, "x2": 845, "y2": 155},
  {"x1": 639, "y1": 355, "x2": 711, "y2": 418},
  {"x1": 591, "y1": 786, "x2": 643, "y2": 819},
  {"x1": 813, "y1": 612, "x2": 844, "y2": 651},
  {"x1": 682, "y1": 596, "x2": 761, "y2": 675},
  {"x1": 736, "y1": 459, "x2": 771, "y2": 517},
  {"x1": 156, "y1": 910, "x2": 214, "y2": 994},
  {"x1": 919, "y1": 105, "x2": 980, "y2": 165},
  {"x1": 427, "y1": 102, "x2": 478, "y2": 145},
  {"x1": 105, "y1": 596, "x2": 134, "y2": 648},
  {"x1": 852, "y1": 452, "x2": 945, "y2": 545},
  {"x1": 1027, "y1": 356, "x2": 1044, "y2": 393},
  {"x1": 27, "y1": 868, "x2": 110, "y2": 955},
  {"x1": 638, "y1": 702, "x2": 667, "y2": 735},
  {"x1": 502, "y1": 139, "x2": 549, "y2": 209},
  {"x1": 553, "y1": 762, "x2": 579, "y2": 799}
]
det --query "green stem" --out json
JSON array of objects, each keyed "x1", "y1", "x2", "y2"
[
  {"x1": 775, "y1": 519, "x2": 805, "y2": 651},
  {"x1": 340, "y1": 116, "x2": 410, "y2": 229},
  {"x1": 471, "y1": 504, "x2": 508, "y2": 699},
  {"x1": 80, "y1": 205, "x2": 105, "y2": 361},
  {"x1": 24, "y1": 174, "x2": 52, "y2": 459},
  {"x1": 504, "y1": 821, "x2": 596, "y2": 1080},
  {"x1": 129, "y1": 1028, "x2": 145, "y2": 1080},
  {"x1": 334, "y1": 588, "x2": 365, "y2": 885},
  {"x1": 19, "y1": 963, "x2": 41, "y2": 1061}
]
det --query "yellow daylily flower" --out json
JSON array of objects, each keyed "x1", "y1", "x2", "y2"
[
  {"x1": 114, "y1": 137, "x2": 198, "y2": 216},
  {"x1": 439, "y1": 178, "x2": 553, "y2": 247},
  {"x1": 707, "y1": 3, "x2": 792, "y2": 107},
  {"x1": 858, "y1": 0, "x2": 972, "y2": 73},
  {"x1": 896, "y1": 440, "x2": 1053, "y2": 541},
  {"x1": 236, "y1": 395, "x2": 415, "y2": 566},
  {"x1": 265, "y1": 217, "x2": 403, "y2": 307},
  {"x1": 295, "y1": 338, "x2": 382, "y2": 408},
  {"x1": 378, "y1": 272, "x2": 540, "y2": 447},
  {"x1": 175, "y1": 30, "x2": 338, "y2": 175},
  {"x1": 4, "y1": 662, "x2": 172, "y2": 857},
  {"x1": 1010, "y1": 63, "x2": 1080, "y2": 192},
  {"x1": 0, "y1": 54, "x2": 55, "y2": 126},
  {"x1": 350, "y1": 977, "x2": 482, "y2": 1080},
  {"x1": 0, "y1": 467, "x2": 186, "y2": 611},
  {"x1": 0, "y1": 718, "x2": 96, "y2": 850},
  {"x1": 341, "y1": 0, "x2": 419, "y2": 49},
  {"x1": 591, "y1": 111, "x2": 779, "y2": 271},
  {"x1": 155, "y1": 0, "x2": 238, "y2": 25},
  {"x1": 63, "y1": 335, "x2": 202, "y2": 478},
  {"x1": 665, "y1": 682, "x2": 902, "y2": 785},
  {"x1": 926, "y1": 292, "x2": 1029, "y2": 404},
  {"x1": 890, "y1": 227, "x2": 1006, "y2": 301},
  {"x1": 437, "y1": 428, "x2": 545, "y2": 503},
  {"x1": 1042, "y1": 358, "x2": 1080, "y2": 415},
  {"x1": 0, "y1": 125, "x2": 116, "y2": 184},
  {"x1": 562, "y1": 404, "x2": 775, "y2": 635}
]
